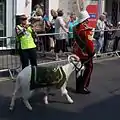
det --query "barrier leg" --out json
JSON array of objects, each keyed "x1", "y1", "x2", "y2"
[
  {"x1": 8, "y1": 69, "x2": 15, "y2": 81},
  {"x1": 116, "y1": 51, "x2": 120, "y2": 57}
]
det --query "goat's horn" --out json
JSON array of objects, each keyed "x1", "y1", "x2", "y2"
[{"x1": 68, "y1": 54, "x2": 80, "y2": 62}]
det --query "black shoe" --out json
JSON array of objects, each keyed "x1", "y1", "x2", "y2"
[
  {"x1": 76, "y1": 89, "x2": 91, "y2": 94},
  {"x1": 84, "y1": 88, "x2": 91, "y2": 93}
]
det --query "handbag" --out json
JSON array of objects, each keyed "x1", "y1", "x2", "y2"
[
  {"x1": 93, "y1": 26, "x2": 100, "y2": 40},
  {"x1": 93, "y1": 31, "x2": 100, "y2": 40}
]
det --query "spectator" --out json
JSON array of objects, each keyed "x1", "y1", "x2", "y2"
[
  {"x1": 67, "y1": 12, "x2": 78, "y2": 48},
  {"x1": 43, "y1": 12, "x2": 52, "y2": 52},
  {"x1": 51, "y1": 9, "x2": 58, "y2": 33},
  {"x1": 31, "y1": 4, "x2": 41, "y2": 17},
  {"x1": 30, "y1": 8, "x2": 44, "y2": 32},
  {"x1": 55, "y1": 9, "x2": 68, "y2": 60},
  {"x1": 113, "y1": 22, "x2": 120, "y2": 51},
  {"x1": 49, "y1": 9, "x2": 58, "y2": 52},
  {"x1": 95, "y1": 14, "x2": 106, "y2": 54},
  {"x1": 16, "y1": 15, "x2": 37, "y2": 69},
  {"x1": 30, "y1": 8, "x2": 46, "y2": 53},
  {"x1": 103, "y1": 12, "x2": 111, "y2": 53}
]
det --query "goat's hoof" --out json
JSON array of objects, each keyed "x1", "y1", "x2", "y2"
[
  {"x1": 27, "y1": 107, "x2": 32, "y2": 111},
  {"x1": 9, "y1": 106, "x2": 14, "y2": 111},
  {"x1": 44, "y1": 101, "x2": 48, "y2": 105},
  {"x1": 44, "y1": 96, "x2": 48, "y2": 105},
  {"x1": 25, "y1": 105, "x2": 32, "y2": 111},
  {"x1": 68, "y1": 99, "x2": 74, "y2": 104}
]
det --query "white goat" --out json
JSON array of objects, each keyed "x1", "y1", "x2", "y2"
[{"x1": 9, "y1": 54, "x2": 83, "y2": 111}]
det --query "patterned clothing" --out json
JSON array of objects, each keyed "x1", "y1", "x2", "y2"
[
  {"x1": 30, "y1": 16, "x2": 45, "y2": 33},
  {"x1": 16, "y1": 24, "x2": 37, "y2": 69},
  {"x1": 73, "y1": 22, "x2": 94, "y2": 59},
  {"x1": 73, "y1": 22, "x2": 94, "y2": 91},
  {"x1": 30, "y1": 66, "x2": 66, "y2": 90},
  {"x1": 16, "y1": 25, "x2": 36, "y2": 50}
]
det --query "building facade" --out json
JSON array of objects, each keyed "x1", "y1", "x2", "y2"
[{"x1": 0, "y1": 0, "x2": 15, "y2": 48}]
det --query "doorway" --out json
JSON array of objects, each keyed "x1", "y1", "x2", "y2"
[{"x1": 111, "y1": 0, "x2": 118, "y2": 26}]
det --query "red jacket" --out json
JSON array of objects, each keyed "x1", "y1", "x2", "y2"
[{"x1": 73, "y1": 23, "x2": 94, "y2": 59}]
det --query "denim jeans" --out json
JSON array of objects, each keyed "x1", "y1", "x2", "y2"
[{"x1": 96, "y1": 36, "x2": 104, "y2": 53}]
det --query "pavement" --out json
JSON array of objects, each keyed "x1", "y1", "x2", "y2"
[
  {"x1": 0, "y1": 50, "x2": 119, "y2": 78},
  {"x1": 0, "y1": 59, "x2": 120, "y2": 120}
]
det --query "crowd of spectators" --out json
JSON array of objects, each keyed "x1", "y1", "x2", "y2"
[
  {"x1": 28, "y1": 4, "x2": 120, "y2": 60},
  {"x1": 29, "y1": 4, "x2": 78, "y2": 60}
]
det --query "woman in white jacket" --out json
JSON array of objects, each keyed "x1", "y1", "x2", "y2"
[{"x1": 55, "y1": 9, "x2": 68, "y2": 60}]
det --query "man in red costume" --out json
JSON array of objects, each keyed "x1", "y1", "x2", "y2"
[{"x1": 73, "y1": 10, "x2": 95, "y2": 94}]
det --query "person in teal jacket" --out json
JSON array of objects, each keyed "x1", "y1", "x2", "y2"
[{"x1": 67, "y1": 12, "x2": 78, "y2": 47}]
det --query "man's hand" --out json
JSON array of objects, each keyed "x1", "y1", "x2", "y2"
[{"x1": 88, "y1": 51, "x2": 95, "y2": 58}]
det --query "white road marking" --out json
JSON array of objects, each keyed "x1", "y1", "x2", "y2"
[{"x1": 0, "y1": 77, "x2": 10, "y2": 82}]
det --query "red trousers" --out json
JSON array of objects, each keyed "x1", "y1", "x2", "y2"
[{"x1": 76, "y1": 58, "x2": 93, "y2": 91}]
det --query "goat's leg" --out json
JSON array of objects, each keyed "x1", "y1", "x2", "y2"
[
  {"x1": 21, "y1": 84, "x2": 33, "y2": 110},
  {"x1": 23, "y1": 99, "x2": 32, "y2": 111},
  {"x1": 9, "y1": 89, "x2": 17, "y2": 111},
  {"x1": 43, "y1": 87, "x2": 50, "y2": 104},
  {"x1": 61, "y1": 82, "x2": 74, "y2": 104},
  {"x1": 9, "y1": 80, "x2": 20, "y2": 111}
]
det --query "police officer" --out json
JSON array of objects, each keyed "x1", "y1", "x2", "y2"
[
  {"x1": 73, "y1": 10, "x2": 95, "y2": 94},
  {"x1": 16, "y1": 14, "x2": 37, "y2": 69}
]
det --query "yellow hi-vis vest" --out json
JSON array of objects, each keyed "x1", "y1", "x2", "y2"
[{"x1": 17, "y1": 25, "x2": 36, "y2": 50}]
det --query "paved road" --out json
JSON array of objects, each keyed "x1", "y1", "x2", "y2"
[{"x1": 0, "y1": 59, "x2": 120, "y2": 120}]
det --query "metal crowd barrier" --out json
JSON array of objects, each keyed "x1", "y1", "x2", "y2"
[
  {"x1": 0, "y1": 37, "x2": 21, "y2": 80},
  {"x1": 36, "y1": 29, "x2": 118, "y2": 56},
  {"x1": 0, "y1": 29, "x2": 120, "y2": 80}
]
